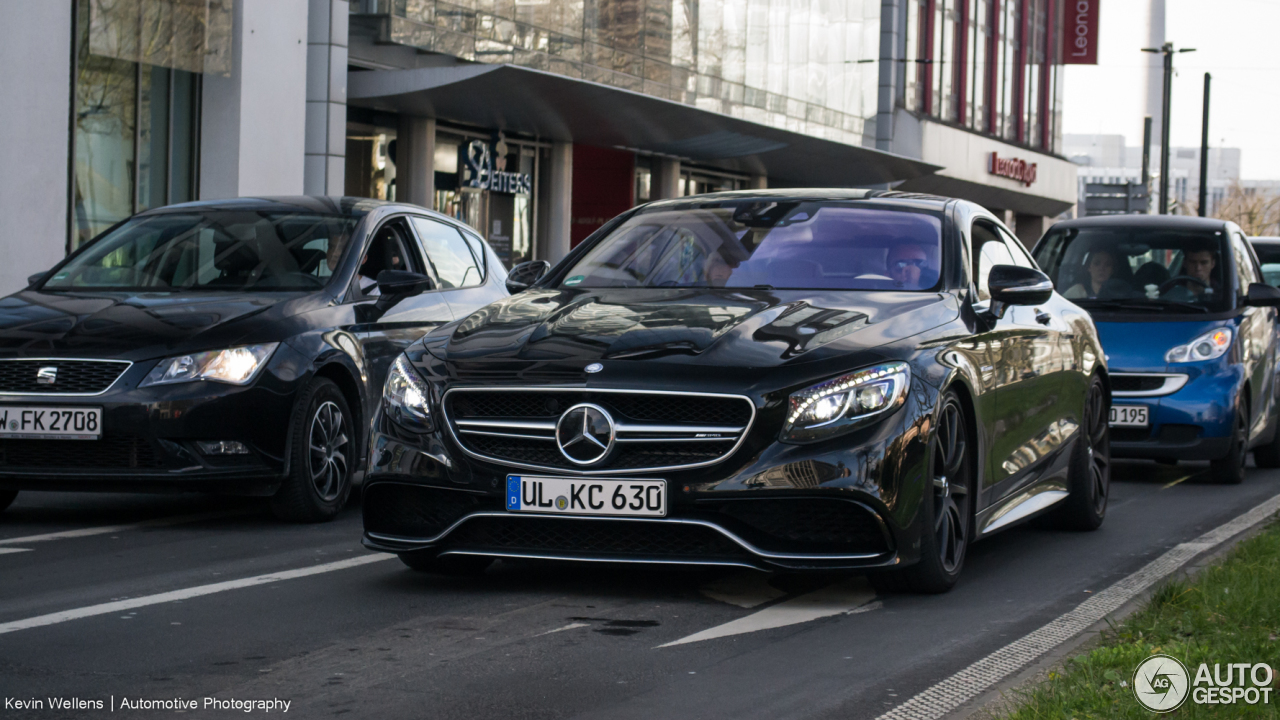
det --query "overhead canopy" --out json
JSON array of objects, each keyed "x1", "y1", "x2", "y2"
[{"x1": 348, "y1": 64, "x2": 940, "y2": 187}]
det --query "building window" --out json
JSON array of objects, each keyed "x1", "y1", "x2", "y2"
[{"x1": 71, "y1": 0, "x2": 213, "y2": 250}]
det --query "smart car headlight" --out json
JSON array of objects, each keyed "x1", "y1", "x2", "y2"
[
  {"x1": 383, "y1": 354, "x2": 432, "y2": 432},
  {"x1": 140, "y1": 343, "x2": 279, "y2": 387},
  {"x1": 1165, "y1": 327, "x2": 1232, "y2": 363},
  {"x1": 782, "y1": 362, "x2": 911, "y2": 443}
]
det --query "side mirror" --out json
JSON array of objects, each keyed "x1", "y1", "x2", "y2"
[
  {"x1": 505, "y1": 260, "x2": 551, "y2": 294},
  {"x1": 988, "y1": 265, "x2": 1054, "y2": 309},
  {"x1": 373, "y1": 270, "x2": 434, "y2": 311},
  {"x1": 27, "y1": 270, "x2": 48, "y2": 287},
  {"x1": 1245, "y1": 282, "x2": 1280, "y2": 307}
]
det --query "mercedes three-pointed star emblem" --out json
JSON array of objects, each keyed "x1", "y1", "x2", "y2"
[{"x1": 555, "y1": 403, "x2": 616, "y2": 465}]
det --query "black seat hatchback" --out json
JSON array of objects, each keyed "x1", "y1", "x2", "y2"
[{"x1": 0, "y1": 197, "x2": 506, "y2": 521}]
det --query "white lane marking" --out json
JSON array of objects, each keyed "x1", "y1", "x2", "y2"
[
  {"x1": 876, "y1": 492, "x2": 1280, "y2": 720},
  {"x1": 0, "y1": 554, "x2": 393, "y2": 635},
  {"x1": 0, "y1": 509, "x2": 254, "y2": 546},
  {"x1": 537, "y1": 622, "x2": 590, "y2": 636},
  {"x1": 0, "y1": 548, "x2": 31, "y2": 555},
  {"x1": 699, "y1": 573, "x2": 787, "y2": 609},
  {"x1": 660, "y1": 578, "x2": 876, "y2": 648}
]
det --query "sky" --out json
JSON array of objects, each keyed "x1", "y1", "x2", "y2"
[{"x1": 1062, "y1": 0, "x2": 1280, "y2": 179}]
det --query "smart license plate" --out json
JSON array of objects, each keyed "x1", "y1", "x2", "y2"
[
  {"x1": 1109, "y1": 405, "x2": 1149, "y2": 427},
  {"x1": 0, "y1": 406, "x2": 102, "y2": 439},
  {"x1": 505, "y1": 475, "x2": 667, "y2": 517}
]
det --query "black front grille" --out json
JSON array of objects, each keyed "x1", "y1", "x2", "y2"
[
  {"x1": 363, "y1": 483, "x2": 496, "y2": 538},
  {"x1": 464, "y1": 435, "x2": 725, "y2": 471},
  {"x1": 0, "y1": 436, "x2": 161, "y2": 469},
  {"x1": 0, "y1": 360, "x2": 128, "y2": 394},
  {"x1": 1112, "y1": 375, "x2": 1167, "y2": 393},
  {"x1": 444, "y1": 515, "x2": 749, "y2": 559},
  {"x1": 710, "y1": 499, "x2": 891, "y2": 554},
  {"x1": 449, "y1": 391, "x2": 753, "y2": 427}
]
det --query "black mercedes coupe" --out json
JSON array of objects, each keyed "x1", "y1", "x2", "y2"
[
  {"x1": 361, "y1": 190, "x2": 1112, "y2": 591},
  {"x1": 0, "y1": 197, "x2": 506, "y2": 521}
]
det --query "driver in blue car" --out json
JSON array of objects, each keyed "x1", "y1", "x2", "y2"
[{"x1": 1164, "y1": 242, "x2": 1218, "y2": 302}]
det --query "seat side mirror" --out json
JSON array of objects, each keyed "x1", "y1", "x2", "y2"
[
  {"x1": 373, "y1": 270, "x2": 434, "y2": 312},
  {"x1": 505, "y1": 260, "x2": 551, "y2": 294},
  {"x1": 1245, "y1": 282, "x2": 1280, "y2": 307}
]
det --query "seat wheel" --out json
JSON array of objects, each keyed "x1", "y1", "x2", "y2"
[
  {"x1": 1052, "y1": 375, "x2": 1110, "y2": 531},
  {"x1": 398, "y1": 551, "x2": 493, "y2": 576},
  {"x1": 1210, "y1": 403, "x2": 1248, "y2": 485},
  {"x1": 270, "y1": 378, "x2": 354, "y2": 522},
  {"x1": 0, "y1": 489, "x2": 16, "y2": 514}
]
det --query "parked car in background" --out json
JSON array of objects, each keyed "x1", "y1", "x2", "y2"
[
  {"x1": 1035, "y1": 216, "x2": 1280, "y2": 484},
  {"x1": 0, "y1": 197, "x2": 506, "y2": 521},
  {"x1": 362, "y1": 190, "x2": 1113, "y2": 593},
  {"x1": 1249, "y1": 236, "x2": 1280, "y2": 287}
]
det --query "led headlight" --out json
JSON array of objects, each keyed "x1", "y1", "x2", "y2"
[
  {"x1": 383, "y1": 354, "x2": 432, "y2": 432},
  {"x1": 782, "y1": 362, "x2": 911, "y2": 443},
  {"x1": 1165, "y1": 327, "x2": 1232, "y2": 363},
  {"x1": 140, "y1": 343, "x2": 279, "y2": 387}
]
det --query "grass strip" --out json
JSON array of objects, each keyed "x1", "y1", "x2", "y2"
[{"x1": 992, "y1": 517, "x2": 1280, "y2": 719}]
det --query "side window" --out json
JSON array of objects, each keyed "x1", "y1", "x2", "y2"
[
  {"x1": 972, "y1": 221, "x2": 1016, "y2": 301},
  {"x1": 996, "y1": 227, "x2": 1037, "y2": 269},
  {"x1": 357, "y1": 218, "x2": 420, "y2": 297},
  {"x1": 410, "y1": 217, "x2": 482, "y2": 289}
]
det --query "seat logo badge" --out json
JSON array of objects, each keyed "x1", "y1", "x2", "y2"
[
  {"x1": 36, "y1": 367, "x2": 57, "y2": 385},
  {"x1": 585, "y1": 363, "x2": 603, "y2": 374},
  {"x1": 555, "y1": 403, "x2": 615, "y2": 465}
]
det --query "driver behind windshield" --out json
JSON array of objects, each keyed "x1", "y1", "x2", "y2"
[
  {"x1": 886, "y1": 242, "x2": 931, "y2": 289},
  {"x1": 1164, "y1": 242, "x2": 1218, "y2": 301}
]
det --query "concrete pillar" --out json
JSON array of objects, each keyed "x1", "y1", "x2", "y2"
[
  {"x1": 538, "y1": 142, "x2": 573, "y2": 264},
  {"x1": 0, "y1": 0, "x2": 72, "y2": 292},
  {"x1": 201, "y1": 0, "x2": 309, "y2": 199},
  {"x1": 748, "y1": 174, "x2": 767, "y2": 190},
  {"x1": 875, "y1": 0, "x2": 906, "y2": 152},
  {"x1": 652, "y1": 158, "x2": 682, "y2": 199},
  {"x1": 304, "y1": 0, "x2": 348, "y2": 195},
  {"x1": 1014, "y1": 213, "x2": 1049, "y2": 248},
  {"x1": 396, "y1": 116, "x2": 435, "y2": 209}
]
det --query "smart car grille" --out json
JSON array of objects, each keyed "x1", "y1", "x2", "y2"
[
  {"x1": 444, "y1": 388, "x2": 755, "y2": 474},
  {"x1": 1111, "y1": 376, "x2": 1165, "y2": 393},
  {"x1": 0, "y1": 359, "x2": 130, "y2": 395},
  {"x1": 443, "y1": 516, "x2": 750, "y2": 560},
  {"x1": 363, "y1": 483, "x2": 497, "y2": 538},
  {"x1": 0, "y1": 436, "x2": 161, "y2": 469}
]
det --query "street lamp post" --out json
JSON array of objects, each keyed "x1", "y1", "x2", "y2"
[{"x1": 1142, "y1": 42, "x2": 1196, "y2": 215}]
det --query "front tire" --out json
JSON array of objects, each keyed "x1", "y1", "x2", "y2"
[
  {"x1": 0, "y1": 489, "x2": 16, "y2": 514},
  {"x1": 1053, "y1": 375, "x2": 1110, "y2": 531},
  {"x1": 1210, "y1": 401, "x2": 1248, "y2": 485},
  {"x1": 398, "y1": 551, "x2": 494, "y2": 576},
  {"x1": 883, "y1": 391, "x2": 972, "y2": 594},
  {"x1": 271, "y1": 378, "x2": 354, "y2": 522}
]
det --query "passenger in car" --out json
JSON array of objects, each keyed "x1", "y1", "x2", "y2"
[{"x1": 1064, "y1": 249, "x2": 1129, "y2": 299}]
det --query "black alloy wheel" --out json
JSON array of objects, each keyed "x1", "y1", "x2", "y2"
[
  {"x1": 0, "y1": 489, "x2": 16, "y2": 514},
  {"x1": 1211, "y1": 400, "x2": 1248, "y2": 485},
  {"x1": 271, "y1": 378, "x2": 355, "y2": 522},
  {"x1": 1054, "y1": 375, "x2": 1111, "y2": 530},
  {"x1": 880, "y1": 391, "x2": 972, "y2": 594}
]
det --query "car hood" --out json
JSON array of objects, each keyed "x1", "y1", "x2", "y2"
[
  {"x1": 425, "y1": 288, "x2": 958, "y2": 381},
  {"x1": 1094, "y1": 318, "x2": 1231, "y2": 373},
  {"x1": 0, "y1": 290, "x2": 316, "y2": 361}
]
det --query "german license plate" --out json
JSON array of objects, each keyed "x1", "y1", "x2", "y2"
[
  {"x1": 1109, "y1": 405, "x2": 1149, "y2": 427},
  {"x1": 505, "y1": 475, "x2": 666, "y2": 517},
  {"x1": 0, "y1": 406, "x2": 102, "y2": 439}
]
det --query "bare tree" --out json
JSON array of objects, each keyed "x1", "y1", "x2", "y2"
[{"x1": 1213, "y1": 181, "x2": 1280, "y2": 236}]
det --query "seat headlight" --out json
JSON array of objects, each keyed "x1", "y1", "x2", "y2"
[
  {"x1": 782, "y1": 362, "x2": 911, "y2": 443},
  {"x1": 140, "y1": 343, "x2": 279, "y2": 387},
  {"x1": 1165, "y1": 327, "x2": 1232, "y2": 363},
  {"x1": 383, "y1": 354, "x2": 432, "y2": 432}
]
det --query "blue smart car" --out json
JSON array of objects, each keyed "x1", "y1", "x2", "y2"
[{"x1": 1034, "y1": 215, "x2": 1280, "y2": 483}]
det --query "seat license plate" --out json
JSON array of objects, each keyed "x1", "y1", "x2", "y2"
[
  {"x1": 506, "y1": 475, "x2": 666, "y2": 518},
  {"x1": 1109, "y1": 405, "x2": 1149, "y2": 427},
  {"x1": 0, "y1": 406, "x2": 102, "y2": 439}
]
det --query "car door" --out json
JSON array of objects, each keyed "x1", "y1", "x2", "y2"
[
  {"x1": 408, "y1": 215, "x2": 502, "y2": 320},
  {"x1": 1231, "y1": 230, "x2": 1276, "y2": 439},
  {"x1": 350, "y1": 215, "x2": 455, "y2": 422},
  {"x1": 970, "y1": 219, "x2": 1068, "y2": 503}
]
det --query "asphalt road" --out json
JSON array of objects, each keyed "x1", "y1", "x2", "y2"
[{"x1": 1, "y1": 460, "x2": 1278, "y2": 720}]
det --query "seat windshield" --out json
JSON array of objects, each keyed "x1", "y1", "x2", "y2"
[
  {"x1": 43, "y1": 211, "x2": 360, "y2": 292},
  {"x1": 560, "y1": 202, "x2": 944, "y2": 291},
  {"x1": 1033, "y1": 227, "x2": 1233, "y2": 313}
]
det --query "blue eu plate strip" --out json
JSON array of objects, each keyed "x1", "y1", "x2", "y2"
[{"x1": 506, "y1": 476, "x2": 521, "y2": 510}]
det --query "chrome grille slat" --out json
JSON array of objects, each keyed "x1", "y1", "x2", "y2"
[{"x1": 443, "y1": 387, "x2": 757, "y2": 475}]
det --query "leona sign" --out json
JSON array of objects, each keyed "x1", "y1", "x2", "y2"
[
  {"x1": 463, "y1": 139, "x2": 532, "y2": 195},
  {"x1": 988, "y1": 152, "x2": 1038, "y2": 187},
  {"x1": 1062, "y1": 0, "x2": 1099, "y2": 65}
]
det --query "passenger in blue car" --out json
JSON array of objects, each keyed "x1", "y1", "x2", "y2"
[{"x1": 1063, "y1": 249, "x2": 1130, "y2": 300}]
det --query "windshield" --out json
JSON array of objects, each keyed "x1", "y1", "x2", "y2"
[
  {"x1": 560, "y1": 202, "x2": 943, "y2": 291},
  {"x1": 43, "y1": 211, "x2": 360, "y2": 292},
  {"x1": 1033, "y1": 226, "x2": 1233, "y2": 313}
]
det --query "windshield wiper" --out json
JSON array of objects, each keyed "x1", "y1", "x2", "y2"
[
  {"x1": 1075, "y1": 298, "x2": 1208, "y2": 313},
  {"x1": 1133, "y1": 298, "x2": 1210, "y2": 313}
]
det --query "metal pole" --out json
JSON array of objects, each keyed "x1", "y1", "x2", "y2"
[
  {"x1": 1158, "y1": 43, "x2": 1173, "y2": 215},
  {"x1": 1198, "y1": 72, "x2": 1211, "y2": 217},
  {"x1": 1141, "y1": 116, "x2": 1152, "y2": 188}
]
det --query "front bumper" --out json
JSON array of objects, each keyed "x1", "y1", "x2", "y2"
[
  {"x1": 1109, "y1": 365, "x2": 1239, "y2": 461},
  {"x1": 0, "y1": 366, "x2": 301, "y2": 494}
]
